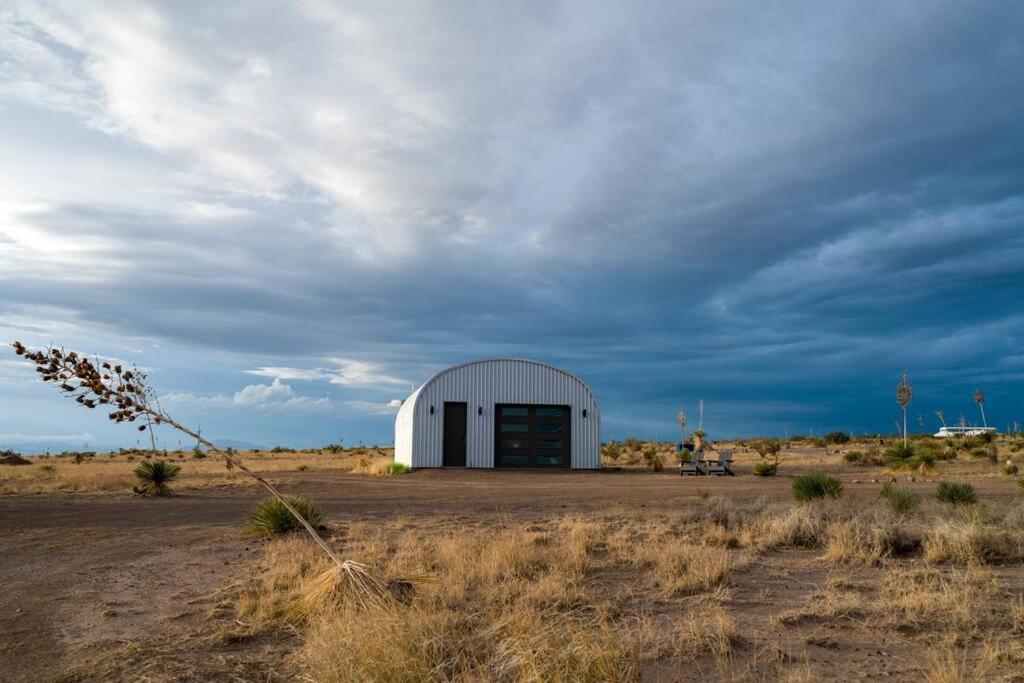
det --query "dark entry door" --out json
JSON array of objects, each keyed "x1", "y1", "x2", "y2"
[
  {"x1": 494, "y1": 404, "x2": 571, "y2": 468},
  {"x1": 443, "y1": 402, "x2": 467, "y2": 467}
]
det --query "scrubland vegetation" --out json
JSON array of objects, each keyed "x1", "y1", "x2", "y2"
[
  {"x1": 221, "y1": 486, "x2": 1024, "y2": 681},
  {"x1": 5, "y1": 433, "x2": 1024, "y2": 679}
]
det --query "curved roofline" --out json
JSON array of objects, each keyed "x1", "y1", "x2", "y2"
[{"x1": 400, "y1": 358, "x2": 596, "y2": 417}]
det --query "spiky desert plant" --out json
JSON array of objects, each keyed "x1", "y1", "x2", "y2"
[
  {"x1": 791, "y1": 471, "x2": 843, "y2": 502},
  {"x1": 974, "y1": 389, "x2": 987, "y2": 428},
  {"x1": 934, "y1": 410, "x2": 947, "y2": 429},
  {"x1": 133, "y1": 459, "x2": 181, "y2": 496},
  {"x1": 936, "y1": 481, "x2": 976, "y2": 505},
  {"x1": 10, "y1": 341, "x2": 407, "y2": 609},
  {"x1": 249, "y1": 496, "x2": 323, "y2": 536},
  {"x1": 896, "y1": 371, "x2": 914, "y2": 446},
  {"x1": 884, "y1": 441, "x2": 917, "y2": 470}
]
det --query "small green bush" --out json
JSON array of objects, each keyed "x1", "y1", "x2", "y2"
[
  {"x1": 383, "y1": 463, "x2": 411, "y2": 475},
  {"x1": 842, "y1": 450, "x2": 862, "y2": 463},
  {"x1": 248, "y1": 496, "x2": 323, "y2": 536},
  {"x1": 1001, "y1": 462, "x2": 1019, "y2": 476},
  {"x1": 133, "y1": 459, "x2": 181, "y2": 496},
  {"x1": 824, "y1": 431, "x2": 850, "y2": 444},
  {"x1": 753, "y1": 461, "x2": 778, "y2": 477},
  {"x1": 191, "y1": 447, "x2": 206, "y2": 459},
  {"x1": 936, "y1": 481, "x2": 976, "y2": 505},
  {"x1": 884, "y1": 442, "x2": 917, "y2": 470},
  {"x1": 792, "y1": 471, "x2": 843, "y2": 501},
  {"x1": 977, "y1": 431, "x2": 995, "y2": 444},
  {"x1": 641, "y1": 445, "x2": 663, "y2": 471},
  {"x1": 969, "y1": 447, "x2": 988, "y2": 458},
  {"x1": 880, "y1": 482, "x2": 919, "y2": 514}
]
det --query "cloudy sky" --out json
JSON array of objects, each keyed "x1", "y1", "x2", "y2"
[{"x1": 2, "y1": 1, "x2": 1022, "y2": 450}]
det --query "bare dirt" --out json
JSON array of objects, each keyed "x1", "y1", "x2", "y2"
[{"x1": 1, "y1": 466, "x2": 1021, "y2": 681}]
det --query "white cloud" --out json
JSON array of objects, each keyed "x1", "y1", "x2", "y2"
[
  {"x1": 345, "y1": 399, "x2": 403, "y2": 415},
  {"x1": 247, "y1": 358, "x2": 407, "y2": 388},
  {"x1": 161, "y1": 378, "x2": 330, "y2": 412}
]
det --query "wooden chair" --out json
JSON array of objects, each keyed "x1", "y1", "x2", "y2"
[
  {"x1": 679, "y1": 450, "x2": 705, "y2": 476},
  {"x1": 705, "y1": 450, "x2": 735, "y2": 476}
]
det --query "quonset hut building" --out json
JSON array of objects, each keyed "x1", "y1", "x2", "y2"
[{"x1": 394, "y1": 359, "x2": 600, "y2": 469}]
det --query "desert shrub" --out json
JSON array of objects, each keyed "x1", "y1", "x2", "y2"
[
  {"x1": 936, "y1": 481, "x2": 976, "y2": 506},
  {"x1": 758, "y1": 506, "x2": 829, "y2": 549},
  {"x1": 884, "y1": 441, "x2": 917, "y2": 470},
  {"x1": 792, "y1": 471, "x2": 843, "y2": 502},
  {"x1": 969, "y1": 447, "x2": 988, "y2": 458},
  {"x1": 622, "y1": 437, "x2": 641, "y2": 452},
  {"x1": 323, "y1": 443, "x2": 345, "y2": 454},
  {"x1": 368, "y1": 461, "x2": 412, "y2": 476},
  {"x1": 297, "y1": 464, "x2": 310, "y2": 472},
  {"x1": 752, "y1": 461, "x2": 777, "y2": 477},
  {"x1": 270, "y1": 446, "x2": 294, "y2": 453},
  {"x1": 39, "y1": 463, "x2": 56, "y2": 474},
  {"x1": 844, "y1": 448, "x2": 884, "y2": 466},
  {"x1": 978, "y1": 430, "x2": 995, "y2": 444},
  {"x1": 936, "y1": 447, "x2": 958, "y2": 461},
  {"x1": 842, "y1": 450, "x2": 862, "y2": 463},
  {"x1": 641, "y1": 445, "x2": 663, "y2": 471},
  {"x1": 191, "y1": 447, "x2": 206, "y2": 459},
  {"x1": 880, "y1": 482, "x2": 920, "y2": 514},
  {"x1": 987, "y1": 442, "x2": 999, "y2": 463},
  {"x1": 809, "y1": 437, "x2": 826, "y2": 448},
  {"x1": 824, "y1": 431, "x2": 850, "y2": 444},
  {"x1": 1002, "y1": 462, "x2": 1019, "y2": 476},
  {"x1": 601, "y1": 441, "x2": 622, "y2": 462},
  {"x1": 248, "y1": 496, "x2": 323, "y2": 536},
  {"x1": 133, "y1": 459, "x2": 181, "y2": 496}
]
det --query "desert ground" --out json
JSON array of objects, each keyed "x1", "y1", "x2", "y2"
[{"x1": 2, "y1": 438, "x2": 1023, "y2": 682}]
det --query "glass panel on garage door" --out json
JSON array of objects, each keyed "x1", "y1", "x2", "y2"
[{"x1": 494, "y1": 404, "x2": 570, "y2": 468}]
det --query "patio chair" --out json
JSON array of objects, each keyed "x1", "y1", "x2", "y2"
[
  {"x1": 705, "y1": 450, "x2": 735, "y2": 476},
  {"x1": 679, "y1": 449, "x2": 705, "y2": 476}
]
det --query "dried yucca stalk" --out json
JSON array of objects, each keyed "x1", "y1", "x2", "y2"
[
  {"x1": 11, "y1": 340, "x2": 410, "y2": 609},
  {"x1": 896, "y1": 370, "x2": 914, "y2": 446},
  {"x1": 973, "y1": 389, "x2": 987, "y2": 428}
]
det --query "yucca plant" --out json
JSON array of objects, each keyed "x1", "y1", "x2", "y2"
[
  {"x1": 974, "y1": 389, "x2": 987, "y2": 428},
  {"x1": 792, "y1": 471, "x2": 843, "y2": 501},
  {"x1": 936, "y1": 481, "x2": 976, "y2": 505},
  {"x1": 10, "y1": 340, "x2": 411, "y2": 609},
  {"x1": 883, "y1": 441, "x2": 917, "y2": 470},
  {"x1": 880, "y1": 482, "x2": 919, "y2": 514},
  {"x1": 249, "y1": 496, "x2": 323, "y2": 536},
  {"x1": 133, "y1": 459, "x2": 181, "y2": 496}
]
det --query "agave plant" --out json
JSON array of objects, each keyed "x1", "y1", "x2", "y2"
[{"x1": 133, "y1": 459, "x2": 181, "y2": 496}]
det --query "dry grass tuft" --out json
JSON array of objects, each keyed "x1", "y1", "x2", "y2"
[{"x1": 922, "y1": 520, "x2": 1024, "y2": 564}]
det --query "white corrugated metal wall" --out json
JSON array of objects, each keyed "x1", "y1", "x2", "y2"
[{"x1": 393, "y1": 359, "x2": 601, "y2": 469}]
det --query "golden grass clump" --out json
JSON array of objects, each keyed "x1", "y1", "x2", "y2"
[
  {"x1": 876, "y1": 568, "x2": 1000, "y2": 636},
  {"x1": 824, "y1": 512, "x2": 922, "y2": 566},
  {"x1": 922, "y1": 520, "x2": 1024, "y2": 565}
]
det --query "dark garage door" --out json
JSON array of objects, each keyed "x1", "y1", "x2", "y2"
[{"x1": 494, "y1": 404, "x2": 571, "y2": 468}]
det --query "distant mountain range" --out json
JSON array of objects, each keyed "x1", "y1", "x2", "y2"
[{"x1": 2, "y1": 437, "x2": 266, "y2": 456}]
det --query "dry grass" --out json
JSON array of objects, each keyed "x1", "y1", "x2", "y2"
[{"x1": 0, "y1": 447, "x2": 389, "y2": 494}]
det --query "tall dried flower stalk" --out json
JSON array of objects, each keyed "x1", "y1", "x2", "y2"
[
  {"x1": 973, "y1": 389, "x2": 987, "y2": 428},
  {"x1": 676, "y1": 407, "x2": 687, "y2": 443},
  {"x1": 11, "y1": 341, "x2": 405, "y2": 609},
  {"x1": 896, "y1": 370, "x2": 914, "y2": 446}
]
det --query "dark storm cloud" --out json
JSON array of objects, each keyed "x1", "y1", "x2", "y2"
[{"x1": 1, "y1": 1, "x2": 1022, "y2": 443}]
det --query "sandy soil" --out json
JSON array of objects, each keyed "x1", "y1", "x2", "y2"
[{"x1": 1, "y1": 462, "x2": 1021, "y2": 681}]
